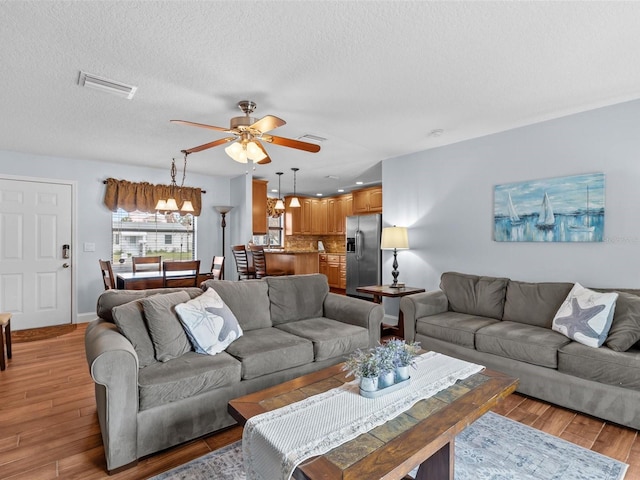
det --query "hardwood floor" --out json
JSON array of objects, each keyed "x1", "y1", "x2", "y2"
[{"x1": 1, "y1": 323, "x2": 638, "y2": 479}]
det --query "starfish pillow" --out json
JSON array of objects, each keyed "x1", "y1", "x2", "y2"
[{"x1": 552, "y1": 283, "x2": 618, "y2": 348}]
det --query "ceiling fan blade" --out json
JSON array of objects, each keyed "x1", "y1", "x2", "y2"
[
  {"x1": 183, "y1": 137, "x2": 236, "y2": 154},
  {"x1": 171, "y1": 120, "x2": 230, "y2": 133},
  {"x1": 262, "y1": 134, "x2": 321, "y2": 153},
  {"x1": 254, "y1": 141, "x2": 272, "y2": 164},
  {"x1": 251, "y1": 115, "x2": 286, "y2": 134}
]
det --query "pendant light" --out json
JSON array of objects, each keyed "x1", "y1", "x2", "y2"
[
  {"x1": 275, "y1": 172, "x2": 285, "y2": 210},
  {"x1": 155, "y1": 152, "x2": 194, "y2": 212},
  {"x1": 289, "y1": 167, "x2": 301, "y2": 208}
]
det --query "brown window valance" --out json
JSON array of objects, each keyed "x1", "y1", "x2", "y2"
[{"x1": 103, "y1": 178, "x2": 203, "y2": 216}]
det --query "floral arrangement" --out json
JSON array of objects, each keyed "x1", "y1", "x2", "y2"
[
  {"x1": 384, "y1": 339, "x2": 421, "y2": 368},
  {"x1": 342, "y1": 349, "x2": 380, "y2": 379}
]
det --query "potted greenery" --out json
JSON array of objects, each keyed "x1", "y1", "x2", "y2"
[
  {"x1": 384, "y1": 339, "x2": 421, "y2": 382},
  {"x1": 343, "y1": 349, "x2": 380, "y2": 392},
  {"x1": 374, "y1": 344, "x2": 397, "y2": 388}
]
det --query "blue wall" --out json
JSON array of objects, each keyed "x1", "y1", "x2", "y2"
[{"x1": 382, "y1": 98, "x2": 640, "y2": 293}]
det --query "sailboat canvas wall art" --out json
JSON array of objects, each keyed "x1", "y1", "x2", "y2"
[{"x1": 494, "y1": 173, "x2": 605, "y2": 242}]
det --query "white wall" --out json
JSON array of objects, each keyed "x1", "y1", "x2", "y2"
[
  {"x1": 382, "y1": 98, "x2": 640, "y2": 296},
  {"x1": 0, "y1": 150, "x2": 240, "y2": 316}
]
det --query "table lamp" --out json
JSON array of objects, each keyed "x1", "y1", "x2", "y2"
[{"x1": 380, "y1": 226, "x2": 409, "y2": 288}]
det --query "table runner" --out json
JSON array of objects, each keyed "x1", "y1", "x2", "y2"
[{"x1": 242, "y1": 351, "x2": 484, "y2": 480}]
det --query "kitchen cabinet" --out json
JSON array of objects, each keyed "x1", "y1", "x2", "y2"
[
  {"x1": 352, "y1": 186, "x2": 382, "y2": 214},
  {"x1": 285, "y1": 196, "x2": 312, "y2": 235},
  {"x1": 319, "y1": 253, "x2": 345, "y2": 289},
  {"x1": 252, "y1": 179, "x2": 268, "y2": 234},
  {"x1": 311, "y1": 198, "x2": 328, "y2": 234},
  {"x1": 327, "y1": 197, "x2": 344, "y2": 234}
]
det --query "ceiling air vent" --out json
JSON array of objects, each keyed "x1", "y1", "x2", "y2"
[
  {"x1": 78, "y1": 71, "x2": 137, "y2": 100},
  {"x1": 298, "y1": 134, "x2": 327, "y2": 143}
]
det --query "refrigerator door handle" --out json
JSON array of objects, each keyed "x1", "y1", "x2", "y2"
[{"x1": 355, "y1": 229, "x2": 363, "y2": 260}]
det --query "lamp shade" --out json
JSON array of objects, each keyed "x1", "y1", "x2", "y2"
[
  {"x1": 164, "y1": 197, "x2": 179, "y2": 211},
  {"x1": 181, "y1": 200, "x2": 195, "y2": 212},
  {"x1": 289, "y1": 196, "x2": 301, "y2": 208},
  {"x1": 381, "y1": 226, "x2": 409, "y2": 250},
  {"x1": 214, "y1": 205, "x2": 234, "y2": 214}
]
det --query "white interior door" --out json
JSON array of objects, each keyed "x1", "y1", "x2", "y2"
[{"x1": 0, "y1": 178, "x2": 73, "y2": 330}]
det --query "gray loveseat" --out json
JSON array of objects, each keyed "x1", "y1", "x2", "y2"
[
  {"x1": 85, "y1": 274, "x2": 384, "y2": 472},
  {"x1": 400, "y1": 271, "x2": 640, "y2": 430}
]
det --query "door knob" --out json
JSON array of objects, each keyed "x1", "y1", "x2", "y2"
[{"x1": 62, "y1": 263, "x2": 70, "y2": 268}]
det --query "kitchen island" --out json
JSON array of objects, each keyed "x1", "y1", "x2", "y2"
[{"x1": 263, "y1": 250, "x2": 319, "y2": 275}]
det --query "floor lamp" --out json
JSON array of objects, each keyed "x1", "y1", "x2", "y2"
[{"x1": 214, "y1": 206, "x2": 233, "y2": 280}]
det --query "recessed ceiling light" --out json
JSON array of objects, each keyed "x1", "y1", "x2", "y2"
[
  {"x1": 78, "y1": 71, "x2": 137, "y2": 100},
  {"x1": 338, "y1": 189, "x2": 344, "y2": 193},
  {"x1": 428, "y1": 129, "x2": 444, "y2": 137},
  {"x1": 356, "y1": 181, "x2": 363, "y2": 185},
  {"x1": 316, "y1": 193, "x2": 323, "y2": 197},
  {"x1": 271, "y1": 189, "x2": 278, "y2": 193}
]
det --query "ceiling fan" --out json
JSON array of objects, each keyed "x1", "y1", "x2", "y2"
[{"x1": 171, "y1": 100, "x2": 321, "y2": 165}]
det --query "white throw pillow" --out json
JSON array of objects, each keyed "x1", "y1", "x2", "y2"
[
  {"x1": 552, "y1": 283, "x2": 618, "y2": 348},
  {"x1": 175, "y1": 287, "x2": 243, "y2": 355}
]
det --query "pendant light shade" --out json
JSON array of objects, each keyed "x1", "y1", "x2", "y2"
[
  {"x1": 155, "y1": 152, "x2": 195, "y2": 213},
  {"x1": 275, "y1": 172, "x2": 285, "y2": 210},
  {"x1": 289, "y1": 167, "x2": 300, "y2": 208}
]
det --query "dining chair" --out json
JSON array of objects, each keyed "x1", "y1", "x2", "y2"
[
  {"x1": 210, "y1": 256, "x2": 225, "y2": 280},
  {"x1": 0, "y1": 313, "x2": 11, "y2": 371},
  {"x1": 162, "y1": 260, "x2": 201, "y2": 287},
  {"x1": 99, "y1": 259, "x2": 115, "y2": 290},
  {"x1": 248, "y1": 245, "x2": 286, "y2": 278},
  {"x1": 132, "y1": 255, "x2": 162, "y2": 273},
  {"x1": 232, "y1": 245, "x2": 256, "y2": 280}
]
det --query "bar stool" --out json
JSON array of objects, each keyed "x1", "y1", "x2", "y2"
[{"x1": 0, "y1": 313, "x2": 11, "y2": 371}]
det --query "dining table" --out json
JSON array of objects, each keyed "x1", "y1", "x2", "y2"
[{"x1": 115, "y1": 270, "x2": 213, "y2": 290}]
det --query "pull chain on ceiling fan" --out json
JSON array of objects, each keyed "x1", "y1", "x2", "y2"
[{"x1": 171, "y1": 100, "x2": 321, "y2": 165}]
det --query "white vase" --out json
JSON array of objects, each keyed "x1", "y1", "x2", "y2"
[
  {"x1": 395, "y1": 365, "x2": 410, "y2": 382},
  {"x1": 378, "y1": 371, "x2": 395, "y2": 389},
  {"x1": 360, "y1": 376, "x2": 379, "y2": 392}
]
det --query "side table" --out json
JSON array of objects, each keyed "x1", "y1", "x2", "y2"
[{"x1": 356, "y1": 285, "x2": 426, "y2": 339}]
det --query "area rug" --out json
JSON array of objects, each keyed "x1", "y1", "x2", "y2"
[{"x1": 150, "y1": 412, "x2": 628, "y2": 480}]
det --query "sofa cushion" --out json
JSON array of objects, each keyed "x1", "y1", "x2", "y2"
[
  {"x1": 138, "y1": 351, "x2": 241, "y2": 410},
  {"x1": 552, "y1": 283, "x2": 618, "y2": 348},
  {"x1": 475, "y1": 321, "x2": 571, "y2": 368},
  {"x1": 415, "y1": 311, "x2": 500, "y2": 349},
  {"x1": 224, "y1": 327, "x2": 314, "y2": 380},
  {"x1": 606, "y1": 292, "x2": 640, "y2": 352},
  {"x1": 112, "y1": 299, "x2": 157, "y2": 368},
  {"x1": 141, "y1": 291, "x2": 193, "y2": 362},
  {"x1": 202, "y1": 279, "x2": 272, "y2": 331},
  {"x1": 266, "y1": 274, "x2": 329, "y2": 325},
  {"x1": 558, "y1": 342, "x2": 640, "y2": 390},
  {"x1": 96, "y1": 287, "x2": 203, "y2": 322},
  {"x1": 275, "y1": 317, "x2": 369, "y2": 361},
  {"x1": 503, "y1": 280, "x2": 574, "y2": 327},
  {"x1": 440, "y1": 272, "x2": 509, "y2": 319},
  {"x1": 175, "y1": 288, "x2": 243, "y2": 356}
]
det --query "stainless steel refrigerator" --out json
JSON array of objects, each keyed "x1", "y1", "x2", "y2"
[{"x1": 346, "y1": 214, "x2": 382, "y2": 299}]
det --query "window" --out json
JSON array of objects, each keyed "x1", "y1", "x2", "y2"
[{"x1": 112, "y1": 209, "x2": 196, "y2": 269}]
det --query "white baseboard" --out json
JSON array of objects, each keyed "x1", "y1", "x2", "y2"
[{"x1": 76, "y1": 312, "x2": 96, "y2": 324}]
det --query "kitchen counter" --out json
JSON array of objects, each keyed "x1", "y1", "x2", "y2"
[{"x1": 264, "y1": 251, "x2": 319, "y2": 274}]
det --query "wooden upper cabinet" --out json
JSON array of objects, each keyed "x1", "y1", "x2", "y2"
[
  {"x1": 285, "y1": 196, "x2": 313, "y2": 235},
  {"x1": 311, "y1": 198, "x2": 328, "y2": 235},
  {"x1": 252, "y1": 179, "x2": 268, "y2": 235},
  {"x1": 352, "y1": 186, "x2": 382, "y2": 214}
]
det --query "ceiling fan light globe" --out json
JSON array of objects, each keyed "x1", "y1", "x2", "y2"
[
  {"x1": 246, "y1": 141, "x2": 267, "y2": 161},
  {"x1": 289, "y1": 196, "x2": 301, "y2": 208},
  {"x1": 225, "y1": 142, "x2": 247, "y2": 163}
]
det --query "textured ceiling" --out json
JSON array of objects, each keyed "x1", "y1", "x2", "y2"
[{"x1": 2, "y1": 1, "x2": 640, "y2": 196}]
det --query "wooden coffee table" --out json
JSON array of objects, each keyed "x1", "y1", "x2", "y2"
[{"x1": 229, "y1": 361, "x2": 518, "y2": 480}]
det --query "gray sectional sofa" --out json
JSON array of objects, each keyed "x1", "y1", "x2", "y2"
[
  {"x1": 400, "y1": 272, "x2": 640, "y2": 430},
  {"x1": 84, "y1": 274, "x2": 384, "y2": 472}
]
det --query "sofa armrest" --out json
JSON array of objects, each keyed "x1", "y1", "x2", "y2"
[
  {"x1": 400, "y1": 290, "x2": 449, "y2": 343},
  {"x1": 85, "y1": 319, "x2": 140, "y2": 472},
  {"x1": 323, "y1": 292, "x2": 384, "y2": 347}
]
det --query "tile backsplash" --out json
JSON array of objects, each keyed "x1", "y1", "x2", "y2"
[{"x1": 285, "y1": 235, "x2": 345, "y2": 253}]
